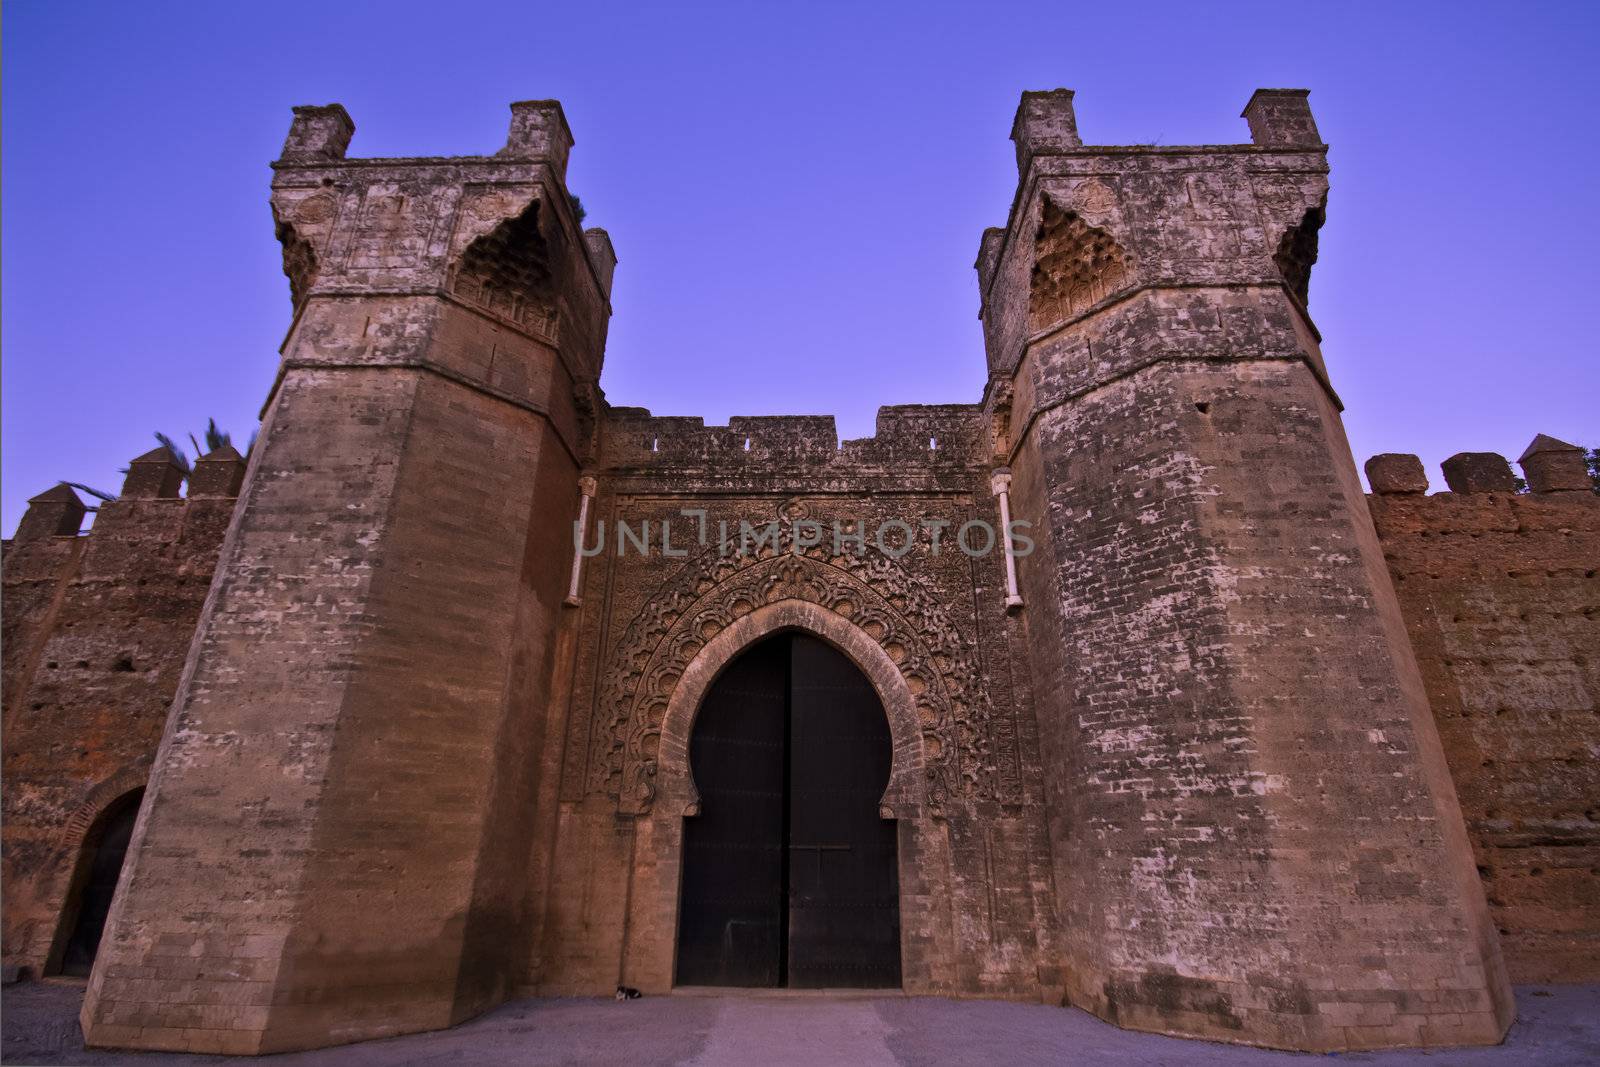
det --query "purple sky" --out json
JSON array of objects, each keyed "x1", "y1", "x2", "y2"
[{"x1": 4, "y1": 1, "x2": 1596, "y2": 534}]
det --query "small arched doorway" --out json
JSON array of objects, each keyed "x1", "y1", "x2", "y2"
[
  {"x1": 675, "y1": 632, "x2": 901, "y2": 988},
  {"x1": 54, "y1": 788, "x2": 143, "y2": 977}
]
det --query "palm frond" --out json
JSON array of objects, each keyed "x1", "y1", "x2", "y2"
[
  {"x1": 64, "y1": 481, "x2": 118, "y2": 503},
  {"x1": 204, "y1": 417, "x2": 233, "y2": 453}
]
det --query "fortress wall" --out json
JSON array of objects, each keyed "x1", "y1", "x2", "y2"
[
  {"x1": 1, "y1": 447, "x2": 244, "y2": 977},
  {"x1": 1, "y1": 424, "x2": 1594, "y2": 1011},
  {"x1": 1367, "y1": 444, "x2": 1600, "y2": 982},
  {"x1": 6, "y1": 429, "x2": 1595, "y2": 991}
]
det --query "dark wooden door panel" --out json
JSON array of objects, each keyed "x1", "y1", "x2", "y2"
[
  {"x1": 786, "y1": 635, "x2": 901, "y2": 988},
  {"x1": 675, "y1": 637, "x2": 788, "y2": 987},
  {"x1": 676, "y1": 632, "x2": 900, "y2": 989}
]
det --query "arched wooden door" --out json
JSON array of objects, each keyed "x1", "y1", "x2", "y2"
[{"x1": 676, "y1": 633, "x2": 900, "y2": 988}]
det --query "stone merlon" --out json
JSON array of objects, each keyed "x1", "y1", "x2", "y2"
[
  {"x1": 1241, "y1": 88, "x2": 1323, "y2": 148},
  {"x1": 1519, "y1": 433, "x2": 1590, "y2": 493},
  {"x1": 1011, "y1": 89, "x2": 1080, "y2": 172},
  {"x1": 280, "y1": 103, "x2": 355, "y2": 163},
  {"x1": 121, "y1": 446, "x2": 186, "y2": 499},
  {"x1": 500, "y1": 99, "x2": 574, "y2": 177},
  {"x1": 14, "y1": 484, "x2": 86, "y2": 541}
]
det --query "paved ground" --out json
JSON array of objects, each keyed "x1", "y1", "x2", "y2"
[{"x1": 3, "y1": 982, "x2": 1596, "y2": 1066}]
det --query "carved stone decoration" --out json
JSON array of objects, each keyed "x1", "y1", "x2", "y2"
[
  {"x1": 1064, "y1": 177, "x2": 1118, "y2": 224},
  {"x1": 269, "y1": 188, "x2": 342, "y2": 308},
  {"x1": 572, "y1": 380, "x2": 602, "y2": 463},
  {"x1": 591, "y1": 538, "x2": 1000, "y2": 816},
  {"x1": 987, "y1": 376, "x2": 1015, "y2": 460},
  {"x1": 1254, "y1": 178, "x2": 1330, "y2": 304},
  {"x1": 777, "y1": 497, "x2": 811, "y2": 522},
  {"x1": 273, "y1": 219, "x2": 319, "y2": 309},
  {"x1": 1028, "y1": 197, "x2": 1133, "y2": 332},
  {"x1": 1273, "y1": 204, "x2": 1324, "y2": 306},
  {"x1": 448, "y1": 196, "x2": 561, "y2": 342},
  {"x1": 292, "y1": 192, "x2": 337, "y2": 225},
  {"x1": 448, "y1": 184, "x2": 539, "y2": 258}
]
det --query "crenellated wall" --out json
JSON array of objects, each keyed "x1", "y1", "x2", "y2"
[
  {"x1": 600, "y1": 405, "x2": 984, "y2": 474},
  {"x1": 1, "y1": 446, "x2": 245, "y2": 978},
  {"x1": 1366, "y1": 439, "x2": 1599, "y2": 984},
  {"x1": 7, "y1": 427, "x2": 1592, "y2": 1006}
]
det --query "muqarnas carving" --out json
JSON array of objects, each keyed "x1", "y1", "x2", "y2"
[
  {"x1": 1028, "y1": 199, "x2": 1131, "y2": 331},
  {"x1": 451, "y1": 199, "x2": 561, "y2": 342}
]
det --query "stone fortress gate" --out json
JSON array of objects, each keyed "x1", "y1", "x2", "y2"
[{"x1": 5, "y1": 87, "x2": 1596, "y2": 1057}]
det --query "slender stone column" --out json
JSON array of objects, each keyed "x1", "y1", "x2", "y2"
[
  {"x1": 989, "y1": 469, "x2": 1024, "y2": 611},
  {"x1": 565, "y1": 474, "x2": 598, "y2": 606}
]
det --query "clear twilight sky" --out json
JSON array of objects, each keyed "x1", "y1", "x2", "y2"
[{"x1": 3, "y1": 1, "x2": 1596, "y2": 534}]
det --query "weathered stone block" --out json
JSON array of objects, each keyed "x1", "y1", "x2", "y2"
[
  {"x1": 1365, "y1": 453, "x2": 1428, "y2": 495},
  {"x1": 1518, "y1": 434, "x2": 1590, "y2": 493},
  {"x1": 279, "y1": 104, "x2": 353, "y2": 163},
  {"x1": 500, "y1": 99, "x2": 572, "y2": 178},
  {"x1": 1242, "y1": 89, "x2": 1322, "y2": 147},
  {"x1": 188, "y1": 445, "x2": 247, "y2": 497},
  {"x1": 14, "y1": 484, "x2": 85, "y2": 541},
  {"x1": 1011, "y1": 89, "x2": 1080, "y2": 173},
  {"x1": 583, "y1": 228, "x2": 617, "y2": 300},
  {"x1": 120, "y1": 446, "x2": 185, "y2": 499},
  {"x1": 1442, "y1": 452, "x2": 1517, "y2": 494}
]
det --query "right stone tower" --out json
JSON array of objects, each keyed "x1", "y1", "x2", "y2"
[{"x1": 982, "y1": 89, "x2": 1514, "y2": 1049}]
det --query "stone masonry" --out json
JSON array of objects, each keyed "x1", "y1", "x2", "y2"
[
  {"x1": 1366, "y1": 441, "x2": 1599, "y2": 984},
  {"x1": 3, "y1": 89, "x2": 1593, "y2": 1055},
  {"x1": 76, "y1": 101, "x2": 614, "y2": 1054},
  {"x1": 979, "y1": 88, "x2": 1511, "y2": 1049},
  {"x1": 3, "y1": 448, "x2": 243, "y2": 976}
]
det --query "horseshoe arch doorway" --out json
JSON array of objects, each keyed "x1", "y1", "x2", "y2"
[{"x1": 674, "y1": 631, "x2": 901, "y2": 988}]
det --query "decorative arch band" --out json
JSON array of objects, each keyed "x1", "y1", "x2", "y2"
[{"x1": 593, "y1": 543, "x2": 1005, "y2": 816}]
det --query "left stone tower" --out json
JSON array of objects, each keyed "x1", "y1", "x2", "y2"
[{"x1": 81, "y1": 102, "x2": 616, "y2": 1054}]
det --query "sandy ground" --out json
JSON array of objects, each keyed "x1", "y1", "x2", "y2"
[{"x1": 3, "y1": 982, "x2": 1596, "y2": 1066}]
